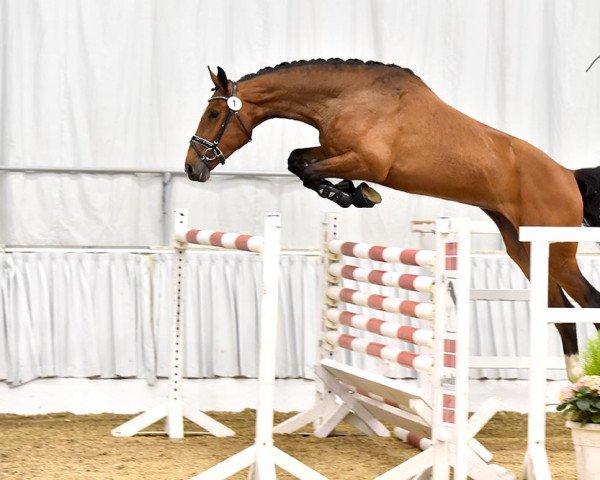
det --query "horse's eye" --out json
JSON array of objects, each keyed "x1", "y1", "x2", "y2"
[{"x1": 209, "y1": 109, "x2": 219, "y2": 119}]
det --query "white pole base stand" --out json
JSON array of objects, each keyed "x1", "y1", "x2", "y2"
[
  {"x1": 111, "y1": 399, "x2": 234, "y2": 439},
  {"x1": 189, "y1": 442, "x2": 328, "y2": 480},
  {"x1": 522, "y1": 445, "x2": 552, "y2": 480},
  {"x1": 374, "y1": 448, "x2": 436, "y2": 480},
  {"x1": 272, "y1": 401, "x2": 338, "y2": 435}
]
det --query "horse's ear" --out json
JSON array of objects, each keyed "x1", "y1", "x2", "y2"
[
  {"x1": 208, "y1": 66, "x2": 221, "y2": 90},
  {"x1": 208, "y1": 66, "x2": 229, "y2": 92},
  {"x1": 216, "y1": 66, "x2": 229, "y2": 91}
]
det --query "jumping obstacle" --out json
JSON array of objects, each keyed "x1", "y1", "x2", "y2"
[
  {"x1": 414, "y1": 220, "x2": 565, "y2": 374},
  {"x1": 184, "y1": 212, "x2": 327, "y2": 480},
  {"x1": 275, "y1": 214, "x2": 512, "y2": 480},
  {"x1": 519, "y1": 226, "x2": 600, "y2": 480},
  {"x1": 112, "y1": 209, "x2": 235, "y2": 439}
]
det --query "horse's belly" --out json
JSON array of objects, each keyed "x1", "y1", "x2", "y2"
[{"x1": 382, "y1": 162, "x2": 502, "y2": 211}]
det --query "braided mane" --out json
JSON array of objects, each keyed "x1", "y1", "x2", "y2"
[{"x1": 239, "y1": 58, "x2": 416, "y2": 82}]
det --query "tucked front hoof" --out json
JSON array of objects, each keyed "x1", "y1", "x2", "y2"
[
  {"x1": 317, "y1": 181, "x2": 353, "y2": 208},
  {"x1": 352, "y1": 182, "x2": 382, "y2": 208}
]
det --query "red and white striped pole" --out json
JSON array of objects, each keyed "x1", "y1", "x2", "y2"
[
  {"x1": 328, "y1": 263, "x2": 434, "y2": 292},
  {"x1": 328, "y1": 240, "x2": 436, "y2": 266},
  {"x1": 177, "y1": 228, "x2": 264, "y2": 253},
  {"x1": 326, "y1": 286, "x2": 435, "y2": 319},
  {"x1": 324, "y1": 331, "x2": 433, "y2": 373},
  {"x1": 324, "y1": 309, "x2": 433, "y2": 347}
]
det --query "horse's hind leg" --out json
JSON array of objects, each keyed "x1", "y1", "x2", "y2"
[
  {"x1": 484, "y1": 210, "x2": 582, "y2": 381},
  {"x1": 545, "y1": 244, "x2": 600, "y2": 380},
  {"x1": 545, "y1": 241, "x2": 600, "y2": 321},
  {"x1": 545, "y1": 241, "x2": 600, "y2": 349}
]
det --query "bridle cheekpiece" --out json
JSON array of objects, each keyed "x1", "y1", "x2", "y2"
[{"x1": 189, "y1": 81, "x2": 252, "y2": 166}]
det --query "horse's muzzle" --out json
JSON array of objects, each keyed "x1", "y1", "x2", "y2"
[{"x1": 185, "y1": 162, "x2": 210, "y2": 182}]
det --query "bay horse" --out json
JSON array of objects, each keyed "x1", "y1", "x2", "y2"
[{"x1": 184, "y1": 58, "x2": 600, "y2": 382}]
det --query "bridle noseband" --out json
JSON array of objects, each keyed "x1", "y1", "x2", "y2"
[{"x1": 189, "y1": 82, "x2": 252, "y2": 167}]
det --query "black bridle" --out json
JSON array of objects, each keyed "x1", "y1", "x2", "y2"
[{"x1": 189, "y1": 82, "x2": 252, "y2": 166}]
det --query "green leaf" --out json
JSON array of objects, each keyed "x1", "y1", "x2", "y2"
[{"x1": 577, "y1": 399, "x2": 592, "y2": 411}]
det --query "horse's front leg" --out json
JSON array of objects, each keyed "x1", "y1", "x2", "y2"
[
  {"x1": 287, "y1": 147, "x2": 327, "y2": 179},
  {"x1": 287, "y1": 147, "x2": 382, "y2": 208}
]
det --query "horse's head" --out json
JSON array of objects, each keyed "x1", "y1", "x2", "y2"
[{"x1": 185, "y1": 67, "x2": 253, "y2": 182}]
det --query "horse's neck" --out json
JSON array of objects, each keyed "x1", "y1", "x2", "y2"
[
  {"x1": 241, "y1": 69, "x2": 419, "y2": 130},
  {"x1": 242, "y1": 73, "x2": 344, "y2": 128}
]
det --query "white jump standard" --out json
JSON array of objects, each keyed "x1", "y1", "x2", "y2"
[
  {"x1": 520, "y1": 226, "x2": 600, "y2": 480},
  {"x1": 185, "y1": 212, "x2": 326, "y2": 480},
  {"x1": 111, "y1": 210, "x2": 235, "y2": 439},
  {"x1": 275, "y1": 214, "x2": 512, "y2": 479}
]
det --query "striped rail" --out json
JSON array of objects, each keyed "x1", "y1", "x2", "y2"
[
  {"x1": 393, "y1": 426, "x2": 513, "y2": 479},
  {"x1": 325, "y1": 309, "x2": 433, "y2": 347},
  {"x1": 299, "y1": 218, "x2": 508, "y2": 480},
  {"x1": 328, "y1": 240, "x2": 436, "y2": 267},
  {"x1": 324, "y1": 329, "x2": 456, "y2": 375},
  {"x1": 324, "y1": 331, "x2": 433, "y2": 373},
  {"x1": 394, "y1": 427, "x2": 433, "y2": 450},
  {"x1": 180, "y1": 229, "x2": 264, "y2": 253},
  {"x1": 328, "y1": 263, "x2": 434, "y2": 292},
  {"x1": 326, "y1": 286, "x2": 435, "y2": 320}
]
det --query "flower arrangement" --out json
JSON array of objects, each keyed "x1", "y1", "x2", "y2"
[
  {"x1": 557, "y1": 333, "x2": 600, "y2": 424},
  {"x1": 558, "y1": 375, "x2": 600, "y2": 423}
]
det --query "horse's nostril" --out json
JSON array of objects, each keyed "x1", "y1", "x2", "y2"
[{"x1": 185, "y1": 163, "x2": 193, "y2": 176}]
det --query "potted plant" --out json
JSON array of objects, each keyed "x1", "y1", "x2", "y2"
[{"x1": 557, "y1": 332, "x2": 600, "y2": 479}]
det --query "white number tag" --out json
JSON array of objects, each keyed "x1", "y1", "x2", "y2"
[{"x1": 227, "y1": 96, "x2": 242, "y2": 111}]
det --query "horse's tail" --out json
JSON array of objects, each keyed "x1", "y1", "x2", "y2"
[{"x1": 575, "y1": 166, "x2": 600, "y2": 226}]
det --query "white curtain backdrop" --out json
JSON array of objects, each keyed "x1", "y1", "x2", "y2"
[
  {"x1": 2, "y1": 250, "x2": 598, "y2": 386},
  {"x1": 2, "y1": 1, "x2": 600, "y2": 387},
  {"x1": 0, "y1": 251, "x2": 322, "y2": 385},
  {"x1": 1, "y1": 0, "x2": 599, "y2": 248}
]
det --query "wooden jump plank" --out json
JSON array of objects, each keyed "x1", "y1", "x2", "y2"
[
  {"x1": 356, "y1": 394, "x2": 431, "y2": 438},
  {"x1": 320, "y1": 359, "x2": 428, "y2": 415}
]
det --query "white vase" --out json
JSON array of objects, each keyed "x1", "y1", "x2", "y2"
[{"x1": 566, "y1": 421, "x2": 600, "y2": 479}]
